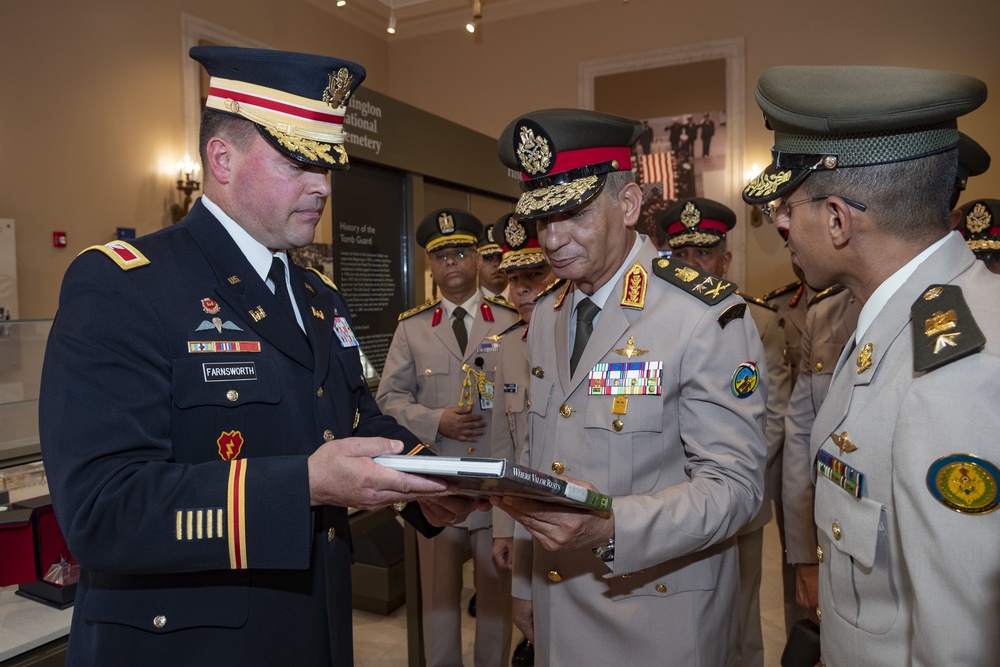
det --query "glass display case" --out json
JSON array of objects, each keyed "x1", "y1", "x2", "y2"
[{"x1": 0, "y1": 319, "x2": 52, "y2": 468}]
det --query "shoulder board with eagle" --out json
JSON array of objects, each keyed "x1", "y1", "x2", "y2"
[
  {"x1": 762, "y1": 280, "x2": 803, "y2": 302},
  {"x1": 398, "y1": 298, "x2": 441, "y2": 321},
  {"x1": 304, "y1": 267, "x2": 339, "y2": 291},
  {"x1": 808, "y1": 284, "x2": 846, "y2": 307},
  {"x1": 911, "y1": 284, "x2": 985, "y2": 373},
  {"x1": 652, "y1": 257, "x2": 737, "y2": 305},
  {"x1": 485, "y1": 295, "x2": 518, "y2": 312},
  {"x1": 80, "y1": 241, "x2": 150, "y2": 271},
  {"x1": 739, "y1": 292, "x2": 778, "y2": 312}
]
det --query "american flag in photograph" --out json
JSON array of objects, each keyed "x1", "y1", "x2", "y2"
[{"x1": 639, "y1": 152, "x2": 677, "y2": 200}]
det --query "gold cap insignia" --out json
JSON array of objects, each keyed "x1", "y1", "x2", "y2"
[
  {"x1": 438, "y1": 212, "x2": 455, "y2": 234},
  {"x1": 680, "y1": 201, "x2": 702, "y2": 228},
  {"x1": 322, "y1": 67, "x2": 354, "y2": 109},
  {"x1": 505, "y1": 218, "x2": 527, "y2": 249},
  {"x1": 966, "y1": 202, "x2": 992, "y2": 233},
  {"x1": 516, "y1": 125, "x2": 553, "y2": 176},
  {"x1": 856, "y1": 342, "x2": 873, "y2": 373}
]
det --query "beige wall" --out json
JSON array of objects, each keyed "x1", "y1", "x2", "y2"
[
  {"x1": 0, "y1": 0, "x2": 388, "y2": 319},
  {"x1": 4, "y1": 0, "x2": 1000, "y2": 316},
  {"x1": 385, "y1": 0, "x2": 1000, "y2": 295}
]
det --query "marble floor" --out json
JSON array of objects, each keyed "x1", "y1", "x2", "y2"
[{"x1": 353, "y1": 516, "x2": 790, "y2": 666}]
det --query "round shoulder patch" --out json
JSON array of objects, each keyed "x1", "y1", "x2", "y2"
[
  {"x1": 731, "y1": 362, "x2": 759, "y2": 398},
  {"x1": 926, "y1": 454, "x2": 999, "y2": 514}
]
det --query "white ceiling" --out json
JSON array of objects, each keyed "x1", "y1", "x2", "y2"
[{"x1": 305, "y1": 0, "x2": 608, "y2": 40}]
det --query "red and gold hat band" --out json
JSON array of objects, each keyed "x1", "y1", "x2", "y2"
[
  {"x1": 521, "y1": 146, "x2": 633, "y2": 181},
  {"x1": 207, "y1": 77, "x2": 346, "y2": 144}
]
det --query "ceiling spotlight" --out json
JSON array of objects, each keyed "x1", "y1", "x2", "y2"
[
  {"x1": 336, "y1": 0, "x2": 346, "y2": 7},
  {"x1": 466, "y1": 0, "x2": 481, "y2": 33},
  {"x1": 387, "y1": 10, "x2": 396, "y2": 34}
]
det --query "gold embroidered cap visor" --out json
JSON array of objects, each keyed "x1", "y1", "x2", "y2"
[
  {"x1": 742, "y1": 66, "x2": 987, "y2": 205},
  {"x1": 957, "y1": 199, "x2": 1000, "y2": 253},
  {"x1": 495, "y1": 214, "x2": 548, "y2": 271},
  {"x1": 190, "y1": 46, "x2": 366, "y2": 170},
  {"x1": 498, "y1": 109, "x2": 643, "y2": 221}
]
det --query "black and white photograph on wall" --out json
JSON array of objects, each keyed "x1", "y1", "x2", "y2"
[{"x1": 632, "y1": 110, "x2": 727, "y2": 243}]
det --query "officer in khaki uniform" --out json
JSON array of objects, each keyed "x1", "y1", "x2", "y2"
[
  {"x1": 781, "y1": 132, "x2": 991, "y2": 631},
  {"x1": 763, "y1": 274, "x2": 810, "y2": 385},
  {"x1": 494, "y1": 109, "x2": 768, "y2": 667},
  {"x1": 662, "y1": 198, "x2": 791, "y2": 667},
  {"x1": 744, "y1": 65, "x2": 1000, "y2": 665},
  {"x1": 479, "y1": 219, "x2": 511, "y2": 300},
  {"x1": 489, "y1": 214, "x2": 554, "y2": 666},
  {"x1": 377, "y1": 209, "x2": 517, "y2": 667}
]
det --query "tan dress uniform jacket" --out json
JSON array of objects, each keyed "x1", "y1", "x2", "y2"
[
  {"x1": 490, "y1": 322, "x2": 529, "y2": 540},
  {"x1": 782, "y1": 287, "x2": 860, "y2": 564},
  {"x1": 812, "y1": 233, "x2": 1000, "y2": 665},
  {"x1": 764, "y1": 281, "x2": 808, "y2": 384},
  {"x1": 514, "y1": 239, "x2": 767, "y2": 667},
  {"x1": 377, "y1": 291, "x2": 518, "y2": 667}
]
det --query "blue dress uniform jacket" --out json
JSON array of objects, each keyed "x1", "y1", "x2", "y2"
[
  {"x1": 514, "y1": 239, "x2": 767, "y2": 667},
  {"x1": 812, "y1": 233, "x2": 1000, "y2": 666},
  {"x1": 39, "y1": 200, "x2": 436, "y2": 666}
]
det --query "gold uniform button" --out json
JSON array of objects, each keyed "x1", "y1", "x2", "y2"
[
  {"x1": 425, "y1": 368, "x2": 432, "y2": 375},
  {"x1": 815, "y1": 362, "x2": 824, "y2": 372},
  {"x1": 467, "y1": 447, "x2": 475, "y2": 454},
  {"x1": 816, "y1": 545, "x2": 824, "y2": 562},
  {"x1": 226, "y1": 389, "x2": 239, "y2": 402},
  {"x1": 559, "y1": 404, "x2": 572, "y2": 418},
  {"x1": 323, "y1": 429, "x2": 335, "y2": 441},
  {"x1": 327, "y1": 527, "x2": 336, "y2": 542},
  {"x1": 655, "y1": 584, "x2": 667, "y2": 593},
  {"x1": 316, "y1": 387, "x2": 324, "y2": 398},
  {"x1": 816, "y1": 607, "x2": 822, "y2": 623},
  {"x1": 832, "y1": 522, "x2": 842, "y2": 541},
  {"x1": 153, "y1": 614, "x2": 167, "y2": 629},
  {"x1": 548, "y1": 570, "x2": 561, "y2": 583},
  {"x1": 532, "y1": 366, "x2": 544, "y2": 378},
  {"x1": 612, "y1": 419, "x2": 623, "y2": 432},
  {"x1": 551, "y1": 461, "x2": 565, "y2": 475},
  {"x1": 526, "y1": 399, "x2": 531, "y2": 408},
  {"x1": 506, "y1": 407, "x2": 513, "y2": 415}
]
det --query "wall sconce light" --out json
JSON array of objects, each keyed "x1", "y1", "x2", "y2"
[
  {"x1": 171, "y1": 154, "x2": 201, "y2": 223},
  {"x1": 466, "y1": 0, "x2": 481, "y2": 33},
  {"x1": 744, "y1": 163, "x2": 763, "y2": 227}
]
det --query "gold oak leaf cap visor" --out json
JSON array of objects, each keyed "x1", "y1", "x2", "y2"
[
  {"x1": 498, "y1": 109, "x2": 643, "y2": 221},
  {"x1": 956, "y1": 199, "x2": 1000, "y2": 255},
  {"x1": 496, "y1": 215, "x2": 547, "y2": 271},
  {"x1": 660, "y1": 197, "x2": 737, "y2": 249},
  {"x1": 190, "y1": 46, "x2": 366, "y2": 170},
  {"x1": 742, "y1": 66, "x2": 988, "y2": 205}
]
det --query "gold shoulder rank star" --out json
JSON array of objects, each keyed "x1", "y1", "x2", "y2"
[
  {"x1": 614, "y1": 336, "x2": 648, "y2": 359},
  {"x1": 830, "y1": 431, "x2": 858, "y2": 455}
]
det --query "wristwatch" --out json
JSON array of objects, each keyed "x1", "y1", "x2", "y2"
[{"x1": 592, "y1": 537, "x2": 615, "y2": 562}]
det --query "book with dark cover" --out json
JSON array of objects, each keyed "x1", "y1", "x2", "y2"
[{"x1": 374, "y1": 455, "x2": 612, "y2": 512}]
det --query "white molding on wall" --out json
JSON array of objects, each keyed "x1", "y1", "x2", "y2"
[
  {"x1": 179, "y1": 14, "x2": 272, "y2": 163},
  {"x1": 578, "y1": 38, "x2": 748, "y2": 286}
]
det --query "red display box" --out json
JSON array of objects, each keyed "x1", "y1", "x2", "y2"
[
  {"x1": 11, "y1": 495, "x2": 77, "y2": 609},
  {"x1": 0, "y1": 508, "x2": 37, "y2": 587}
]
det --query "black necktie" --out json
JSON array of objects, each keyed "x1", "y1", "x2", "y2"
[
  {"x1": 570, "y1": 298, "x2": 600, "y2": 376},
  {"x1": 452, "y1": 306, "x2": 468, "y2": 355},
  {"x1": 268, "y1": 256, "x2": 297, "y2": 323}
]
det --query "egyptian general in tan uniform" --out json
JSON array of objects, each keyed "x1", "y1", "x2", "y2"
[{"x1": 494, "y1": 109, "x2": 768, "y2": 667}]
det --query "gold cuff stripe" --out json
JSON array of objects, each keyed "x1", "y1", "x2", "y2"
[
  {"x1": 227, "y1": 460, "x2": 248, "y2": 569},
  {"x1": 174, "y1": 508, "x2": 224, "y2": 541}
]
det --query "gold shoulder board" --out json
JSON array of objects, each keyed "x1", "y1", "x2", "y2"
[
  {"x1": 80, "y1": 241, "x2": 150, "y2": 271},
  {"x1": 305, "y1": 267, "x2": 338, "y2": 291},
  {"x1": 398, "y1": 298, "x2": 441, "y2": 321}
]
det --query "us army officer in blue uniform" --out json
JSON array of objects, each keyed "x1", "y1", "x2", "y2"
[{"x1": 38, "y1": 47, "x2": 475, "y2": 666}]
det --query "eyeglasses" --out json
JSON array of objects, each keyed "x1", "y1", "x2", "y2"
[
  {"x1": 428, "y1": 247, "x2": 475, "y2": 264},
  {"x1": 759, "y1": 194, "x2": 867, "y2": 226}
]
